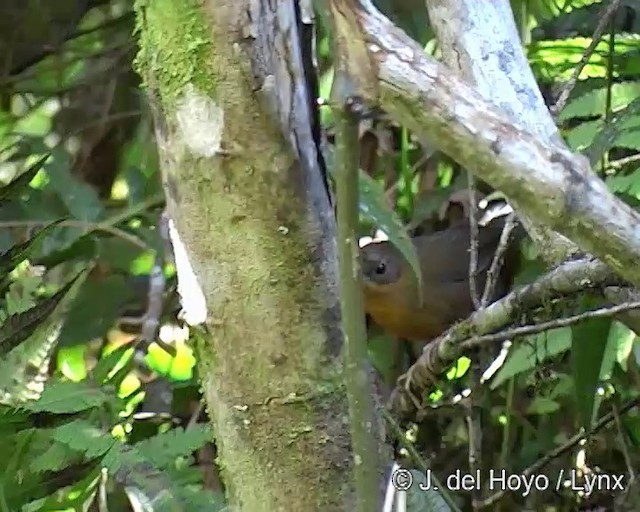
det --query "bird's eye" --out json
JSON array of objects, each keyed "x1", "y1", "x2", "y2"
[{"x1": 375, "y1": 262, "x2": 386, "y2": 275}]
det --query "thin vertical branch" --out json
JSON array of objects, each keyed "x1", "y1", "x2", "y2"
[
  {"x1": 466, "y1": 170, "x2": 483, "y2": 507},
  {"x1": 334, "y1": 95, "x2": 381, "y2": 511},
  {"x1": 480, "y1": 213, "x2": 518, "y2": 307},
  {"x1": 467, "y1": 172, "x2": 481, "y2": 309},
  {"x1": 551, "y1": 0, "x2": 622, "y2": 115}
]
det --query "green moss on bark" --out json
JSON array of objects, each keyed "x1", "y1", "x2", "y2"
[{"x1": 134, "y1": 0, "x2": 215, "y2": 105}]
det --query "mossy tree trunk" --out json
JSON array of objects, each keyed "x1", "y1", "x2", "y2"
[{"x1": 134, "y1": 0, "x2": 387, "y2": 510}]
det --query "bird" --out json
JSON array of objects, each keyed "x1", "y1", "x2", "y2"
[{"x1": 360, "y1": 217, "x2": 520, "y2": 342}]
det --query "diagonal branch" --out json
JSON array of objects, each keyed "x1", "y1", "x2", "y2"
[
  {"x1": 328, "y1": 0, "x2": 640, "y2": 288},
  {"x1": 388, "y1": 258, "x2": 624, "y2": 418}
]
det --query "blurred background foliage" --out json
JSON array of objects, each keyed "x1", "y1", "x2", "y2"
[{"x1": 0, "y1": 0, "x2": 638, "y2": 510}]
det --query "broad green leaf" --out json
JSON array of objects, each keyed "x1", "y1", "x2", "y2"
[
  {"x1": 93, "y1": 344, "x2": 133, "y2": 385},
  {"x1": 134, "y1": 424, "x2": 211, "y2": 468},
  {"x1": 622, "y1": 415, "x2": 640, "y2": 447},
  {"x1": 610, "y1": 321, "x2": 637, "y2": 371},
  {"x1": 585, "y1": 96, "x2": 640, "y2": 164},
  {"x1": 29, "y1": 443, "x2": 75, "y2": 474},
  {"x1": 601, "y1": 321, "x2": 634, "y2": 378},
  {"x1": 57, "y1": 275, "x2": 134, "y2": 347},
  {"x1": 367, "y1": 330, "x2": 401, "y2": 385},
  {"x1": 559, "y1": 83, "x2": 640, "y2": 122},
  {"x1": 57, "y1": 344, "x2": 88, "y2": 381},
  {"x1": 44, "y1": 148, "x2": 103, "y2": 222},
  {"x1": 406, "y1": 468, "x2": 451, "y2": 512},
  {"x1": 527, "y1": 396, "x2": 561, "y2": 415},
  {"x1": 145, "y1": 342, "x2": 196, "y2": 381},
  {"x1": 0, "y1": 154, "x2": 49, "y2": 204},
  {"x1": 53, "y1": 419, "x2": 116, "y2": 460},
  {"x1": 35, "y1": 233, "x2": 97, "y2": 269},
  {"x1": 571, "y1": 316, "x2": 612, "y2": 429},
  {"x1": 490, "y1": 327, "x2": 572, "y2": 389},
  {"x1": 324, "y1": 141, "x2": 424, "y2": 303},
  {"x1": 359, "y1": 171, "x2": 423, "y2": 303}
]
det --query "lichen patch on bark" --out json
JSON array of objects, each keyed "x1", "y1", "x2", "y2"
[{"x1": 176, "y1": 84, "x2": 225, "y2": 157}]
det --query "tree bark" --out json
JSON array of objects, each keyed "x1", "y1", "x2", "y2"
[
  {"x1": 134, "y1": 0, "x2": 388, "y2": 510},
  {"x1": 328, "y1": 0, "x2": 640, "y2": 288},
  {"x1": 424, "y1": 0, "x2": 576, "y2": 264}
]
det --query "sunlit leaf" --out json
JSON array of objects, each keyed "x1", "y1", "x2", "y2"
[
  {"x1": 490, "y1": 327, "x2": 572, "y2": 389},
  {"x1": 571, "y1": 316, "x2": 611, "y2": 429}
]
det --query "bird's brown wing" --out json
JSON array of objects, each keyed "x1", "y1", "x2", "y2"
[
  {"x1": 413, "y1": 220, "x2": 504, "y2": 285},
  {"x1": 411, "y1": 220, "x2": 506, "y2": 326}
]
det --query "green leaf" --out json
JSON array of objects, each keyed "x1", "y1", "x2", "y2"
[
  {"x1": 559, "y1": 83, "x2": 640, "y2": 122},
  {"x1": 367, "y1": 330, "x2": 403, "y2": 386},
  {"x1": 57, "y1": 344, "x2": 88, "y2": 381},
  {"x1": 323, "y1": 144, "x2": 422, "y2": 296},
  {"x1": 527, "y1": 396, "x2": 561, "y2": 415},
  {"x1": 22, "y1": 380, "x2": 110, "y2": 414},
  {"x1": 29, "y1": 442, "x2": 77, "y2": 473},
  {"x1": 0, "y1": 219, "x2": 64, "y2": 279},
  {"x1": 52, "y1": 419, "x2": 116, "y2": 460},
  {"x1": 0, "y1": 269, "x2": 89, "y2": 405},
  {"x1": 359, "y1": 171, "x2": 423, "y2": 303},
  {"x1": 622, "y1": 415, "x2": 640, "y2": 447},
  {"x1": 44, "y1": 148, "x2": 103, "y2": 222},
  {"x1": 34, "y1": 233, "x2": 98, "y2": 269},
  {"x1": 0, "y1": 154, "x2": 49, "y2": 204},
  {"x1": 134, "y1": 425, "x2": 211, "y2": 469},
  {"x1": 406, "y1": 468, "x2": 451, "y2": 512},
  {"x1": 585, "y1": 96, "x2": 640, "y2": 164},
  {"x1": 0, "y1": 405, "x2": 31, "y2": 435},
  {"x1": 57, "y1": 274, "x2": 134, "y2": 347},
  {"x1": 0, "y1": 270, "x2": 85, "y2": 357},
  {"x1": 145, "y1": 342, "x2": 196, "y2": 381},
  {"x1": 93, "y1": 344, "x2": 133, "y2": 385},
  {"x1": 490, "y1": 327, "x2": 572, "y2": 389},
  {"x1": 610, "y1": 321, "x2": 637, "y2": 371},
  {"x1": 571, "y1": 316, "x2": 612, "y2": 429}
]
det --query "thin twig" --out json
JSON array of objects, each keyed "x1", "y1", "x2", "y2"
[
  {"x1": 140, "y1": 213, "x2": 168, "y2": 345},
  {"x1": 612, "y1": 402, "x2": 636, "y2": 491},
  {"x1": 0, "y1": 192, "x2": 164, "y2": 249},
  {"x1": 388, "y1": 258, "x2": 624, "y2": 419},
  {"x1": 465, "y1": 172, "x2": 485, "y2": 506},
  {"x1": 477, "y1": 397, "x2": 640, "y2": 508},
  {"x1": 480, "y1": 213, "x2": 517, "y2": 307},
  {"x1": 550, "y1": 0, "x2": 623, "y2": 116},
  {"x1": 1, "y1": 40, "x2": 136, "y2": 87},
  {"x1": 0, "y1": 219, "x2": 148, "y2": 249},
  {"x1": 467, "y1": 398, "x2": 483, "y2": 509},
  {"x1": 129, "y1": 210, "x2": 175, "y2": 357},
  {"x1": 187, "y1": 401, "x2": 205, "y2": 431},
  {"x1": 608, "y1": 153, "x2": 640, "y2": 170},
  {"x1": 467, "y1": 172, "x2": 481, "y2": 309},
  {"x1": 460, "y1": 300, "x2": 640, "y2": 351}
]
